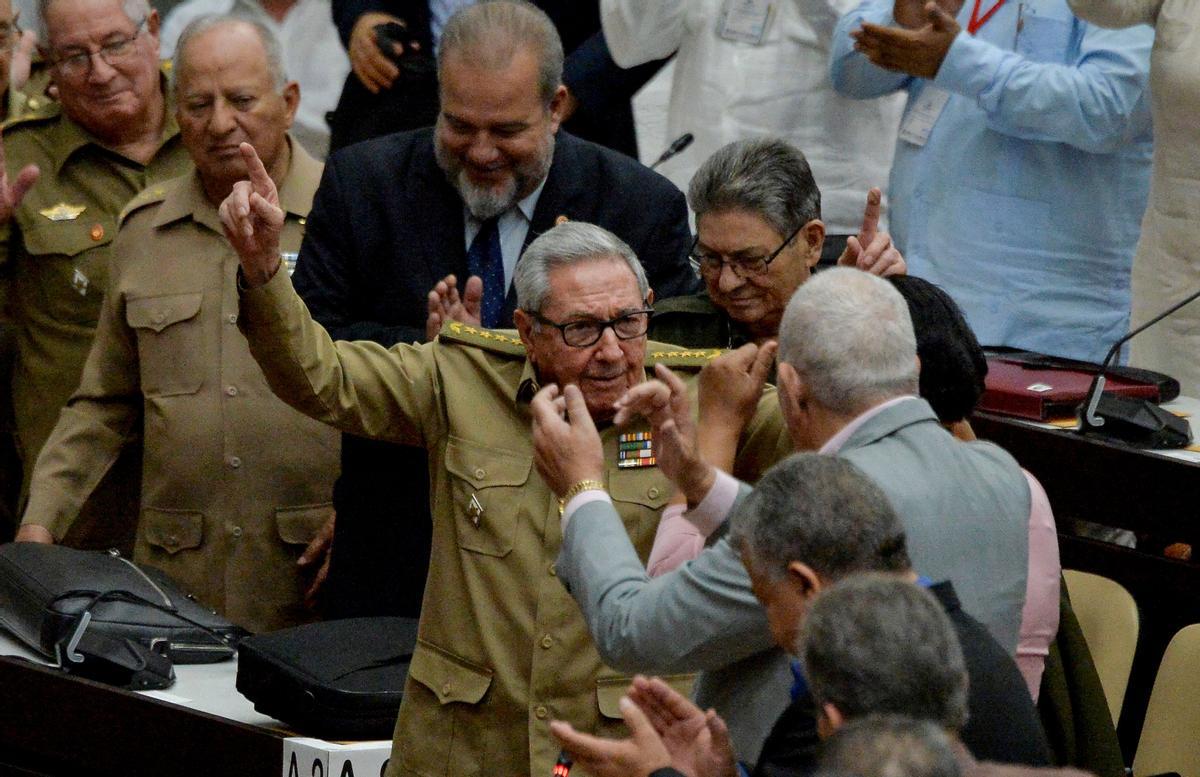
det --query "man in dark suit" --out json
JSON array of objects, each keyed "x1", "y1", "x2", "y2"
[
  {"x1": 294, "y1": 0, "x2": 696, "y2": 619},
  {"x1": 329, "y1": 0, "x2": 664, "y2": 155}
]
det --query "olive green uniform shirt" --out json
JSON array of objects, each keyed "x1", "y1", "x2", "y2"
[
  {"x1": 0, "y1": 93, "x2": 191, "y2": 498},
  {"x1": 22, "y1": 142, "x2": 338, "y2": 634},
  {"x1": 236, "y1": 270, "x2": 791, "y2": 777},
  {"x1": 649, "y1": 292, "x2": 753, "y2": 350}
]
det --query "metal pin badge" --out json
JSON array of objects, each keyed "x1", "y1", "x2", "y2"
[{"x1": 467, "y1": 493, "x2": 484, "y2": 527}]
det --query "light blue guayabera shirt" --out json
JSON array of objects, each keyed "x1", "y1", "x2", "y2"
[{"x1": 830, "y1": 0, "x2": 1154, "y2": 362}]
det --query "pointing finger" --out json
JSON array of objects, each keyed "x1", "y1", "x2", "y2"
[
  {"x1": 239, "y1": 142, "x2": 273, "y2": 197},
  {"x1": 860, "y1": 187, "x2": 882, "y2": 244}
]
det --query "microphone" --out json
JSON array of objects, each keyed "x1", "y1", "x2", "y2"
[
  {"x1": 1078, "y1": 288, "x2": 1200, "y2": 448},
  {"x1": 650, "y1": 133, "x2": 694, "y2": 170}
]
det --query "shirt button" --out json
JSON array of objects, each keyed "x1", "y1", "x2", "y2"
[
  {"x1": 535, "y1": 706, "x2": 548, "y2": 720},
  {"x1": 231, "y1": 526, "x2": 243, "y2": 539},
  {"x1": 441, "y1": 681, "x2": 452, "y2": 696},
  {"x1": 540, "y1": 635, "x2": 553, "y2": 649},
  {"x1": 547, "y1": 563, "x2": 557, "y2": 577},
  {"x1": 228, "y1": 455, "x2": 242, "y2": 469},
  {"x1": 225, "y1": 385, "x2": 238, "y2": 397},
  {"x1": 165, "y1": 534, "x2": 179, "y2": 547},
  {"x1": 152, "y1": 311, "x2": 165, "y2": 324},
  {"x1": 647, "y1": 486, "x2": 661, "y2": 499},
  {"x1": 474, "y1": 467, "x2": 486, "y2": 480},
  {"x1": 227, "y1": 313, "x2": 237, "y2": 324}
]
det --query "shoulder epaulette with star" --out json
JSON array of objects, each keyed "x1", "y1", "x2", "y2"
[
  {"x1": 437, "y1": 320, "x2": 526, "y2": 357},
  {"x1": 645, "y1": 342, "x2": 723, "y2": 371}
]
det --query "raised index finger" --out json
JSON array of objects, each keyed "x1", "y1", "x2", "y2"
[
  {"x1": 239, "y1": 142, "x2": 273, "y2": 197},
  {"x1": 860, "y1": 187, "x2": 882, "y2": 244}
]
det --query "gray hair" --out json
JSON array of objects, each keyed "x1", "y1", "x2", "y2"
[
  {"x1": 778, "y1": 268, "x2": 919, "y2": 415},
  {"x1": 39, "y1": 0, "x2": 151, "y2": 48},
  {"x1": 438, "y1": 0, "x2": 563, "y2": 107},
  {"x1": 730, "y1": 453, "x2": 911, "y2": 584},
  {"x1": 817, "y1": 715, "x2": 962, "y2": 777},
  {"x1": 688, "y1": 137, "x2": 821, "y2": 237},
  {"x1": 800, "y1": 575, "x2": 969, "y2": 731},
  {"x1": 515, "y1": 222, "x2": 649, "y2": 313},
  {"x1": 174, "y1": 15, "x2": 287, "y2": 93}
]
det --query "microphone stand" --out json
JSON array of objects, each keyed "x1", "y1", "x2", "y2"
[
  {"x1": 650, "y1": 133, "x2": 694, "y2": 170},
  {"x1": 1078, "y1": 287, "x2": 1200, "y2": 447}
]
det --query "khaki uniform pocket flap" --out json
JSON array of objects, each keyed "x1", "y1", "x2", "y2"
[
  {"x1": 445, "y1": 437, "x2": 532, "y2": 489},
  {"x1": 595, "y1": 674, "x2": 696, "y2": 719},
  {"x1": 142, "y1": 508, "x2": 203, "y2": 555},
  {"x1": 408, "y1": 639, "x2": 494, "y2": 706},
  {"x1": 609, "y1": 474, "x2": 671, "y2": 510},
  {"x1": 275, "y1": 504, "x2": 332, "y2": 545},
  {"x1": 22, "y1": 216, "x2": 113, "y2": 257},
  {"x1": 126, "y1": 292, "x2": 203, "y2": 333}
]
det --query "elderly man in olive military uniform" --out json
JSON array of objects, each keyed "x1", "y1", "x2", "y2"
[
  {"x1": 649, "y1": 138, "x2": 905, "y2": 350},
  {"x1": 15, "y1": 16, "x2": 339, "y2": 633},
  {"x1": 219, "y1": 157, "x2": 789, "y2": 777},
  {"x1": 0, "y1": 0, "x2": 192, "y2": 547}
]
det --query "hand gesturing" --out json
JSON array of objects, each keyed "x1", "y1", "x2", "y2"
[{"x1": 218, "y1": 143, "x2": 284, "y2": 288}]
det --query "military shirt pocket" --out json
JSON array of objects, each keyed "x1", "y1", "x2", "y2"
[
  {"x1": 141, "y1": 507, "x2": 204, "y2": 555},
  {"x1": 444, "y1": 436, "x2": 532, "y2": 558},
  {"x1": 275, "y1": 504, "x2": 332, "y2": 547},
  {"x1": 19, "y1": 218, "x2": 113, "y2": 325},
  {"x1": 596, "y1": 674, "x2": 695, "y2": 720},
  {"x1": 402, "y1": 639, "x2": 494, "y2": 776},
  {"x1": 126, "y1": 292, "x2": 204, "y2": 397}
]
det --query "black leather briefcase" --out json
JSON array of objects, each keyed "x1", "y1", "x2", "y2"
[
  {"x1": 0, "y1": 543, "x2": 247, "y2": 668},
  {"x1": 236, "y1": 617, "x2": 419, "y2": 739}
]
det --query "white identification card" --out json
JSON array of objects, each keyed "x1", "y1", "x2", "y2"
[
  {"x1": 718, "y1": 0, "x2": 775, "y2": 44},
  {"x1": 898, "y1": 86, "x2": 951, "y2": 146}
]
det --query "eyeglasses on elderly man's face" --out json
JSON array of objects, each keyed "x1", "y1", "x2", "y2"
[
  {"x1": 689, "y1": 222, "x2": 805, "y2": 281},
  {"x1": 48, "y1": 16, "x2": 147, "y2": 78},
  {"x1": 530, "y1": 308, "x2": 654, "y2": 348}
]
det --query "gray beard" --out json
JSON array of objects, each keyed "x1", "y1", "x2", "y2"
[{"x1": 434, "y1": 131, "x2": 555, "y2": 221}]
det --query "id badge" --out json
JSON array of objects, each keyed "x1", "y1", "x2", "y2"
[
  {"x1": 718, "y1": 0, "x2": 775, "y2": 44},
  {"x1": 898, "y1": 86, "x2": 951, "y2": 147}
]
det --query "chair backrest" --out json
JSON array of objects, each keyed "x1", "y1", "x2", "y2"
[
  {"x1": 1134, "y1": 623, "x2": 1200, "y2": 777},
  {"x1": 1063, "y1": 569, "x2": 1139, "y2": 726}
]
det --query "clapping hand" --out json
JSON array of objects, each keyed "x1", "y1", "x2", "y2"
[
  {"x1": 425, "y1": 274, "x2": 483, "y2": 341},
  {"x1": 837, "y1": 188, "x2": 906, "y2": 277},
  {"x1": 219, "y1": 143, "x2": 284, "y2": 288},
  {"x1": 853, "y1": 1, "x2": 962, "y2": 79}
]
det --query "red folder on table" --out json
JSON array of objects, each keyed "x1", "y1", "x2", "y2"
[{"x1": 979, "y1": 355, "x2": 1167, "y2": 421}]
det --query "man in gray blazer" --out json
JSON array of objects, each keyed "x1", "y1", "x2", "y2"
[{"x1": 529, "y1": 269, "x2": 1031, "y2": 765}]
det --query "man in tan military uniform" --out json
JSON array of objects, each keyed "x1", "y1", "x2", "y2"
[
  {"x1": 0, "y1": 0, "x2": 192, "y2": 547},
  {"x1": 220, "y1": 156, "x2": 790, "y2": 776},
  {"x1": 16, "y1": 17, "x2": 338, "y2": 633}
]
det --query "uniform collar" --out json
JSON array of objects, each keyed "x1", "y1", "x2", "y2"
[
  {"x1": 51, "y1": 68, "x2": 180, "y2": 175},
  {"x1": 516, "y1": 359, "x2": 540, "y2": 406},
  {"x1": 152, "y1": 135, "x2": 318, "y2": 232}
]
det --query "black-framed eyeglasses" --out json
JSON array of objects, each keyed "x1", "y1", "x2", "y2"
[
  {"x1": 689, "y1": 222, "x2": 805, "y2": 281},
  {"x1": 531, "y1": 308, "x2": 654, "y2": 348},
  {"x1": 49, "y1": 16, "x2": 147, "y2": 78}
]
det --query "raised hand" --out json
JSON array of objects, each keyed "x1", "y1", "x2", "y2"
[
  {"x1": 425, "y1": 274, "x2": 484, "y2": 341},
  {"x1": 531, "y1": 384, "x2": 605, "y2": 499},
  {"x1": 697, "y1": 342, "x2": 777, "y2": 460},
  {"x1": 218, "y1": 143, "x2": 284, "y2": 288},
  {"x1": 613, "y1": 363, "x2": 715, "y2": 506},
  {"x1": 0, "y1": 133, "x2": 40, "y2": 226},
  {"x1": 837, "y1": 188, "x2": 907, "y2": 277}
]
